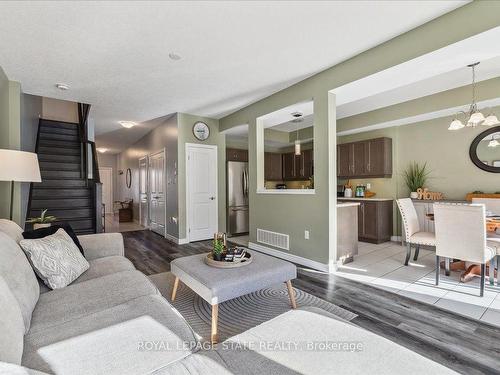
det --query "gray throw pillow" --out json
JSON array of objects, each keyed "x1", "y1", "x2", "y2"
[{"x1": 19, "y1": 229, "x2": 89, "y2": 290}]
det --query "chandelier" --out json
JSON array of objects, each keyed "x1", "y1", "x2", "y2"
[{"x1": 448, "y1": 62, "x2": 499, "y2": 130}]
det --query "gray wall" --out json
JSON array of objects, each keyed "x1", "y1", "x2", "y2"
[
  {"x1": 117, "y1": 114, "x2": 179, "y2": 237},
  {"x1": 20, "y1": 93, "x2": 42, "y2": 223}
]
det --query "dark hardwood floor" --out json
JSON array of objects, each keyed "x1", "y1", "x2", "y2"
[{"x1": 123, "y1": 230, "x2": 500, "y2": 375}]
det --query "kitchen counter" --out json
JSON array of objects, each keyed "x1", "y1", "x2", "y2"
[
  {"x1": 338, "y1": 197, "x2": 393, "y2": 202},
  {"x1": 337, "y1": 202, "x2": 361, "y2": 208}
]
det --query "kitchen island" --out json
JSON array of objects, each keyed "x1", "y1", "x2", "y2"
[
  {"x1": 337, "y1": 202, "x2": 360, "y2": 264},
  {"x1": 338, "y1": 197, "x2": 393, "y2": 243}
]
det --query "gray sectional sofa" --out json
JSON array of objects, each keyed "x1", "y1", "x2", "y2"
[{"x1": 0, "y1": 219, "x2": 457, "y2": 375}]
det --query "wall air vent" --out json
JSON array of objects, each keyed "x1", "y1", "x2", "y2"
[{"x1": 257, "y1": 229, "x2": 289, "y2": 251}]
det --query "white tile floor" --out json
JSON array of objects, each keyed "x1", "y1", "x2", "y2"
[{"x1": 336, "y1": 241, "x2": 500, "y2": 327}]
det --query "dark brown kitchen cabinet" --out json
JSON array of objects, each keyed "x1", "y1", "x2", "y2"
[
  {"x1": 281, "y1": 151, "x2": 313, "y2": 181},
  {"x1": 282, "y1": 152, "x2": 297, "y2": 180},
  {"x1": 337, "y1": 143, "x2": 352, "y2": 177},
  {"x1": 300, "y1": 149, "x2": 313, "y2": 179},
  {"x1": 337, "y1": 137, "x2": 392, "y2": 178},
  {"x1": 264, "y1": 152, "x2": 282, "y2": 180},
  {"x1": 342, "y1": 199, "x2": 393, "y2": 243},
  {"x1": 226, "y1": 148, "x2": 248, "y2": 162}
]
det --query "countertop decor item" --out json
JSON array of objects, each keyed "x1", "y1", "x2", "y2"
[
  {"x1": 403, "y1": 161, "x2": 430, "y2": 198},
  {"x1": 26, "y1": 209, "x2": 56, "y2": 230},
  {"x1": 416, "y1": 188, "x2": 444, "y2": 200},
  {"x1": 0, "y1": 149, "x2": 41, "y2": 220}
]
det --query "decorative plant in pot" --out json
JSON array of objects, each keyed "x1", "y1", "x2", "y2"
[
  {"x1": 403, "y1": 162, "x2": 430, "y2": 199},
  {"x1": 213, "y1": 238, "x2": 225, "y2": 261},
  {"x1": 26, "y1": 209, "x2": 57, "y2": 230}
]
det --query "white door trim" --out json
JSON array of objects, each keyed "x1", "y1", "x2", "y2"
[
  {"x1": 185, "y1": 143, "x2": 218, "y2": 243},
  {"x1": 138, "y1": 156, "x2": 149, "y2": 229},
  {"x1": 99, "y1": 167, "x2": 113, "y2": 214}
]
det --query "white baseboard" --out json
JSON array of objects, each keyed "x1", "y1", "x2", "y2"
[
  {"x1": 164, "y1": 233, "x2": 189, "y2": 245},
  {"x1": 248, "y1": 242, "x2": 333, "y2": 273}
]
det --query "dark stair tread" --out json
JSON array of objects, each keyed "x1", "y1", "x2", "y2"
[
  {"x1": 38, "y1": 147, "x2": 81, "y2": 156},
  {"x1": 37, "y1": 154, "x2": 81, "y2": 163},
  {"x1": 40, "y1": 127, "x2": 79, "y2": 136},
  {"x1": 39, "y1": 134, "x2": 79, "y2": 142},
  {"x1": 38, "y1": 140, "x2": 80, "y2": 148},
  {"x1": 39, "y1": 119, "x2": 79, "y2": 129}
]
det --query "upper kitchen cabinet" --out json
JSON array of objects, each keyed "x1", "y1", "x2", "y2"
[
  {"x1": 337, "y1": 137, "x2": 392, "y2": 178},
  {"x1": 226, "y1": 148, "x2": 248, "y2": 162},
  {"x1": 264, "y1": 152, "x2": 283, "y2": 180}
]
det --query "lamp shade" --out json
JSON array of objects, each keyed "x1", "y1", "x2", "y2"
[{"x1": 0, "y1": 149, "x2": 41, "y2": 182}]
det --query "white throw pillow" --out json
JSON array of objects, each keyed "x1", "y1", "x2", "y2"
[{"x1": 20, "y1": 228, "x2": 89, "y2": 289}]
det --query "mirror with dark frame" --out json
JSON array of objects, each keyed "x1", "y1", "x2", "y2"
[{"x1": 469, "y1": 125, "x2": 500, "y2": 173}]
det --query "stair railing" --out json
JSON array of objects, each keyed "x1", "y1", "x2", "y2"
[{"x1": 77, "y1": 103, "x2": 102, "y2": 232}]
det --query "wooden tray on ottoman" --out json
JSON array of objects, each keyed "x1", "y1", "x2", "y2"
[{"x1": 205, "y1": 252, "x2": 252, "y2": 268}]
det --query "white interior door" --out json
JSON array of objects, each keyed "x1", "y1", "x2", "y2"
[
  {"x1": 187, "y1": 144, "x2": 218, "y2": 242},
  {"x1": 149, "y1": 150, "x2": 166, "y2": 236},
  {"x1": 99, "y1": 167, "x2": 113, "y2": 214},
  {"x1": 139, "y1": 157, "x2": 149, "y2": 227}
]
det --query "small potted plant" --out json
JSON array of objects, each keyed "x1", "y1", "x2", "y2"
[
  {"x1": 26, "y1": 209, "x2": 57, "y2": 230},
  {"x1": 213, "y1": 238, "x2": 225, "y2": 261},
  {"x1": 403, "y1": 162, "x2": 430, "y2": 199}
]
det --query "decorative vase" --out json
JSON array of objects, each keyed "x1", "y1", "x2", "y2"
[
  {"x1": 213, "y1": 253, "x2": 223, "y2": 262},
  {"x1": 33, "y1": 223, "x2": 51, "y2": 230},
  {"x1": 410, "y1": 192, "x2": 419, "y2": 199}
]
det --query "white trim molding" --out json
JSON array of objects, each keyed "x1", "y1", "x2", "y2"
[
  {"x1": 165, "y1": 233, "x2": 189, "y2": 245},
  {"x1": 248, "y1": 242, "x2": 334, "y2": 273}
]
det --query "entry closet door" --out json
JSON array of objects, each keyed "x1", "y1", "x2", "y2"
[{"x1": 149, "y1": 150, "x2": 166, "y2": 235}]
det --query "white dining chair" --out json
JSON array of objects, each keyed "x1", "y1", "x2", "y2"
[
  {"x1": 433, "y1": 203, "x2": 496, "y2": 296},
  {"x1": 396, "y1": 198, "x2": 436, "y2": 266}
]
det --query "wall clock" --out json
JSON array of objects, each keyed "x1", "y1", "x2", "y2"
[{"x1": 192, "y1": 121, "x2": 210, "y2": 141}]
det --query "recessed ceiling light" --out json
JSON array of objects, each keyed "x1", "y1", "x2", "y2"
[
  {"x1": 55, "y1": 83, "x2": 70, "y2": 91},
  {"x1": 119, "y1": 121, "x2": 137, "y2": 128},
  {"x1": 97, "y1": 148, "x2": 108, "y2": 153},
  {"x1": 168, "y1": 53, "x2": 181, "y2": 61}
]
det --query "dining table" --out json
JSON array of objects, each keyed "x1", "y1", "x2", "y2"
[{"x1": 426, "y1": 213, "x2": 500, "y2": 283}]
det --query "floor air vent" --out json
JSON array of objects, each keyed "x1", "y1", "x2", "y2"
[{"x1": 256, "y1": 229, "x2": 289, "y2": 250}]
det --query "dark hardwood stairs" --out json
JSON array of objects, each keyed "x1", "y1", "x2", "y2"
[{"x1": 28, "y1": 119, "x2": 96, "y2": 234}]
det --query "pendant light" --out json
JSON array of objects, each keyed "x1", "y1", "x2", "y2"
[
  {"x1": 291, "y1": 112, "x2": 303, "y2": 156},
  {"x1": 448, "y1": 62, "x2": 499, "y2": 130}
]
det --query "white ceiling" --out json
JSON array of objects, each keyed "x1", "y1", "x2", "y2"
[{"x1": 0, "y1": 1, "x2": 466, "y2": 153}]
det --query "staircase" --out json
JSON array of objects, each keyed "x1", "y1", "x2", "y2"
[{"x1": 27, "y1": 117, "x2": 102, "y2": 234}]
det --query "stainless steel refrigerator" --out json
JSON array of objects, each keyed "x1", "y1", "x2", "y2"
[{"x1": 227, "y1": 161, "x2": 249, "y2": 236}]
